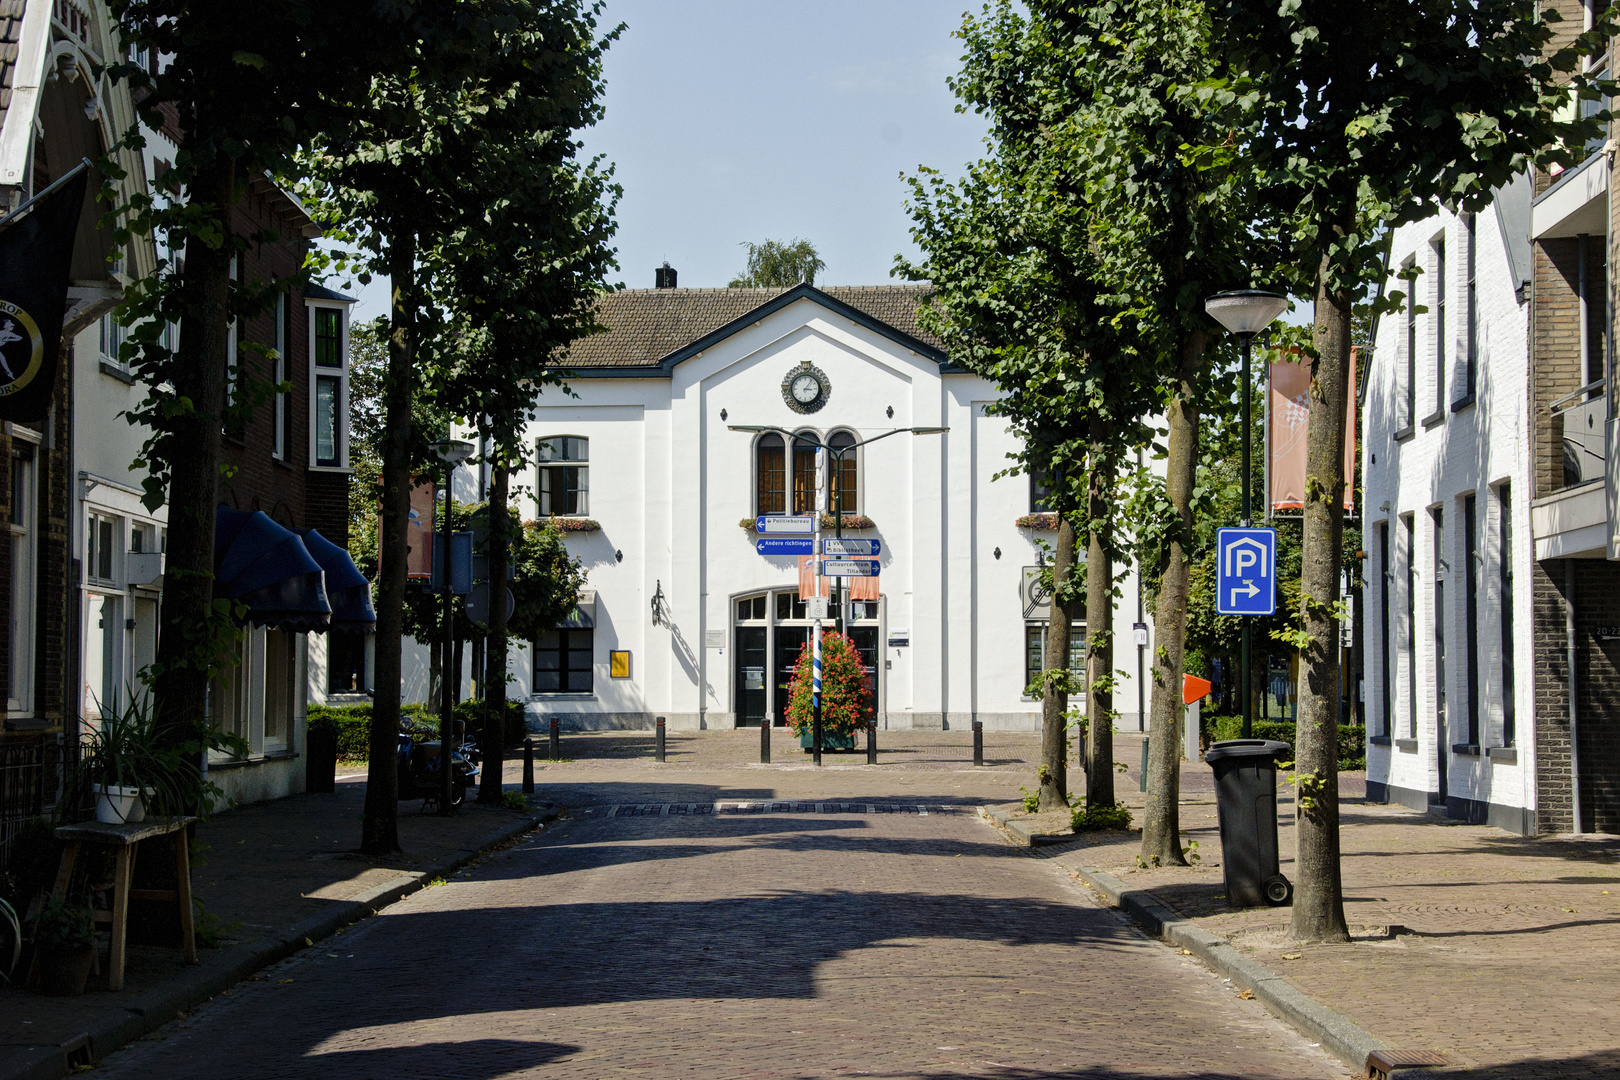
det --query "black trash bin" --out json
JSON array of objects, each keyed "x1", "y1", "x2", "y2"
[
  {"x1": 1205, "y1": 739, "x2": 1292, "y2": 908},
  {"x1": 305, "y1": 722, "x2": 338, "y2": 794}
]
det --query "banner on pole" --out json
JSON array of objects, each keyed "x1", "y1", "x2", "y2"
[
  {"x1": 1268, "y1": 346, "x2": 1357, "y2": 514},
  {"x1": 0, "y1": 166, "x2": 88, "y2": 422}
]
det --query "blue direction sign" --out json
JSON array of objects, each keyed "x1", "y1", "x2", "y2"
[
  {"x1": 820, "y1": 559, "x2": 879, "y2": 577},
  {"x1": 1215, "y1": 527, "x2": 1277, "y2": 616},
  {"x1": 756, "y1": 537, "x2": 814, "y2": 556},
  {"x1": 756, "y1": 515, "x2": 816, "y2": 535},
  {"x1": 822, "y1": 538, "x2": 881, "y2": 556}
]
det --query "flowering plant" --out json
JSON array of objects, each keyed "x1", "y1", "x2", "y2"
[
  {"x1": 1015, "y1": 513, "x2": 1060, "y2": 530},
  {"x1": 784, "y1": 631, "x2": 873, "y2": 739},
  {"x1": 525, "y1": 516, "x2": 601, "y2": 533},
  {"x1": 740, "y1": 514, "x2": 877, "y2": 532}
]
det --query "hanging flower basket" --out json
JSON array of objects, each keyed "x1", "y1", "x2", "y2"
[
  {"x1": 1016, "y1": 513, "x2": 1060, "y2": 531},
  {"x1": 526, "y1": 516, "x2": 601, "y2": 533},
  {"x1": 784, "y1": 631, "x2": 873, "y2": 750}
]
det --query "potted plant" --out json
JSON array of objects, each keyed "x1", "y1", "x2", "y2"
[
  {"x1": 31, "y1": 897, "x2": 96, "y2": 996},
  {"x1": 82, "y1": 694, "x2": 173, "y2": 824},
  {"x1": 785, "y1": 631, "x2": 873, "y2": 752}
]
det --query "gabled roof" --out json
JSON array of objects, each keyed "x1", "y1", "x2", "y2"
[
  {"x1": 562, "y1": 282, "x2": 948, "y2": 376},
  {"x1": 0, "y1": 2, "x2": 24, "y2": 128}
]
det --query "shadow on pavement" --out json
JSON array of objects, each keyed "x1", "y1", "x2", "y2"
[{"x1": 294, "y1": 1039, "x2": 579, "y2": 1079}]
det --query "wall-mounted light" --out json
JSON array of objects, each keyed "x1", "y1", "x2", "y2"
[
  {"x1": 886, "y1": 406, "x2": 894, "y2": 419},
  {"x1": 993, "y1": 547, "x2": 1001, "y2": 560},
  {"x1": 651, "y1": 579, "x2": 667, "y2": 625},
  {"x1": 615, "y1": 549, "x2": 623, "y2": 563},
  {"x1": 720, "y1": 408, "x2": 728, "y2": 422}
]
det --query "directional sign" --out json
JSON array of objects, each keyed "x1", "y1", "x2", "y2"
[
  {"x1": 822, "y1": 538, "x2": 881, "y2": 556},
  {"x1": 820, "y1": 559, "x2": 879, "y2": 577},
  {"x1": 756, "y1": 515, "x2": 816, "y2": 535},
  {"x1": 1215, "y1": 527, "x2": 1276, "y2": 616},
  {"x1": 756, "y1": 537, "x2": 814, "y2": 556}
]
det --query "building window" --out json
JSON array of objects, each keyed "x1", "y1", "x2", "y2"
[
  {"x1": 1030, "y1": 468, "x2": 1052, "y2": 513},
  {"x1": 8, "y1": 445, "x2": 33, "y2": 714},
  {"x1": 273, "y1": 293, "x2": 287, "y2": 460},
  {"x1": 537, "y1": 436, "x2": 589, "y2": 516},
  {"x1": 84, "y1": 593, "x2": 120, "y2": 721},
  {"x1": 307, "y1": 302, "x2": 349, "y2": 469},
  {"x1": 756, "y1": 433, "x2": 785, "y2": 515},
  {"x1": 98, "y1": 312, "x2": 125, "y2": 371},
  {"x1": 828, "y1": 430, "x2": 857, "y2": 512},
  {"x1": 1499, "y1": 483, "x2": 1515, "y2": 747},
  {"x1": 1432, "y1": 236, "x2": 1446, "y2": 415},
  {"x1": 1024, "y1": 623, "x2": 1085, "y2": 700},
  {"x1": 263, "y1": 629, "x2": 293, "y2": 753},
  {"x1": 1431, "y1": 506, "x2": 1446, "y2": 748},
  {"x1": 1403, "y1": 514, "x2": 1416, "y2": 738},
  {"x1": 792, "y1": 432, "x2": 818, "y2": 515},
  {"x1": 1463, "y1": 214, "x2": 1477, "y2": 401},
  {"x1": 1403, "y1": 257, "x2": 1417, "y2": 430},
  {"x1": 87, "y1": 512, "x2": 120, "y2": 585},
  {"x1": 1463, "y1": 493, "x2": 1479, "y2": 747},
  {"x1": 328, "y1": 630, "x2": 368, "y2": 694},
  {"x1": 1377, "y1": 521, "x2": 1391, "y2": 738},
  {"x1": 535, "y1": 628, "x2": 593, "y2": 693}
]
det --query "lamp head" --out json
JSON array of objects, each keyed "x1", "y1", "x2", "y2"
[
  {"x1": 432, "y1": 439, "x2": 476, "y2": 466},
  {"x1": 1204, "y1": 290, "x2": 1289, "y2": 337}
]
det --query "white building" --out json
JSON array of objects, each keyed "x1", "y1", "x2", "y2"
[
  {"x1": 446, "y1": 278, "x2": 1155, "y2": 733},
  {"x1": 1361, "y1": 178, "x2": 1538, "y2": 833}
]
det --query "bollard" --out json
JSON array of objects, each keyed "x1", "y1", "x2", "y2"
[
  {"x1": 866, "y1": 718, "x2": 877, "y2": 765},
  {"x1": 760, "y1": 719, "x2": 771, "y2": 764},
  {"x1": 522, "y1": 738, "x2": 535, "y2": 793},
  {"x1": 655, "y1": 716, "x2": 666, "y2": 762},
  {"x1": 972, "y1": 720, "x2": 983, "y2": 767},
  {"x1": 1140, "y1": 736, "x2": 1149, "y2": 792},
  {"x1": 549, "y1": 716, "x2": 561, "y2": 761}
]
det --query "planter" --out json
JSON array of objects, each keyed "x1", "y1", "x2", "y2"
[
  {"x1": 305, "y1": 726, "x2": 338, "y2": 793},
  {"x1": 798, "y1": 729, "x2": 857, "y2": 752},
  {"x1": 35, "y1": 945, "x2": 96, "y2": 996},
  {"x1": 94, "y1": 784, "x2": 145, "y2": 824}
]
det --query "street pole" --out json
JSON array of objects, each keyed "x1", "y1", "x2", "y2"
[
  {"x1": 440, "y1": 463, "x2": 456, "y2": 815},
  {"x1": 1240, "y1": 331, "x2": 1254, "y2": 741},
  {"x1": 812, "y1": 445, "x2": 824, "y2": 767}
]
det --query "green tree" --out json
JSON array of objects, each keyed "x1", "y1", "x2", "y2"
[
  {"x1": 1213, "y1": 0, "x2": 1613, "y2": 941},
  {"x1": 728, "y1": 238, "x2": 825, "y2": 287}
]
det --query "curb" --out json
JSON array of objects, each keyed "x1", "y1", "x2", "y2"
[
  {"x1": 3, "y1": 805, "x2": 563, "y2": 1080},
  {"x1": 978, "y1": 804, "x2": 1077, "y2": 847},
  {"x1": 1072, "y1": 865, "x2": 1442, "y2": 1077}
]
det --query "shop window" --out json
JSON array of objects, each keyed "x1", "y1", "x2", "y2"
[
  {"x1": 536, "y1": 628, "x2": 593, "y2": 692},
  {"x1": 538, "y1": 436, "x2": 589, "y2": 515},
  {"x1": 328, "y1": 630, "x2": 368, "y2": 694},
  {"x1": 263, "y1": 630, "x2": 293, "y2": 753}
]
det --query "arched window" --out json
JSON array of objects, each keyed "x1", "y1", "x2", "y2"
[
  {"x1": 792, "y1": 431, "x2": 819, "y2": 514},
  {"x1": 756, "y1": 433, "x2": 785, "y2": 514},
  {"x1": 828, "y1": 430, "x2": 857, "y2": 512}
]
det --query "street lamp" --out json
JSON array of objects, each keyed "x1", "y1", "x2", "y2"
[
  {"x1": 432, "y1": 437, "x2": 475, "y2": 815},
  {"x1": 728, "y1": 423, "x2": 948, "y2": 764},
  {"x1": 1204, "y1": 290, "x2": 1288, "y2": 739}
]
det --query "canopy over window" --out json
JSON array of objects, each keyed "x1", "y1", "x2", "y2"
[
  {"x1": 299, "y1": 528, "x2": 376, "y2": 633},
  {"x1": 214, "y1": 507, "x2": 330, "y2": 632}
]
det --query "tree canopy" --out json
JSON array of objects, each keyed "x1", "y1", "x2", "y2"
[{"x1": 728, "y1": 238, "x2": 825, "y2": 287}]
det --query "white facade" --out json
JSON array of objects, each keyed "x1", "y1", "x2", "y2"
[
  {"x1": 442, "y1": 286, "x2": 1155, "y2": 733},
  {"x1": 1361, "y1": 187, "x2": 1538, "y2": 833}
]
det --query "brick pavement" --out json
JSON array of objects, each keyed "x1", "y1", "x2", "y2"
[{"x1": 91, "y1": 796, "x2": 1351, "y2": 1079}]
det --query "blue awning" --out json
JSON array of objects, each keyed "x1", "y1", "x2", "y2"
[
  {"x1": 299, "y1": 528, "x2": 376, "y2": 633},
  {"x1": 214, "y1": 507, "x2": 330, "y2": 632}
]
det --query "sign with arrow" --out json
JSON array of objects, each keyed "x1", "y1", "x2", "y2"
[
  {"x1": 756, "y1": 515, "x2": 816, "y2": 535},
  {"x1": 822, "y1": 538, "x2": 880, "y2": 556},
  {"x1": 1215, "y1": 527, "x2": 1276, "y2": 616},
  {"x1": 757, "y1": 537, "x2": 814, "y2": 556},
  {"x1": 820, "y1": 559, "x2": 879, "y2": 577}
]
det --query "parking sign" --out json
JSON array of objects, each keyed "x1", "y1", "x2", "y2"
[{"x1": 1215, "y1": 527, "x2": 1277, "y2": 616}]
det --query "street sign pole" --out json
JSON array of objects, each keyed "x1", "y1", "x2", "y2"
[
  {"x1": 812, "y1": 447, "x2": 824, "y2": 767},
  {"x1": 1240, "y1": 331, "x2": 1254, "y2": 739}
]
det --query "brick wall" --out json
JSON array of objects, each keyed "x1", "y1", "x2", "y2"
[
  {"x1": 1530, "y1": 237, "x2": 1584, "y2": 498},
  {"x1": 1534, "y1": 557, "x2": 1620, "y2": 833}
]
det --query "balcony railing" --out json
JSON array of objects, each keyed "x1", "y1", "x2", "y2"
[{"x1": 1555, "y1": 379, "x2": 1609, "y2": 488}]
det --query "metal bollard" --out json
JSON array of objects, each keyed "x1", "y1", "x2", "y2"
[
  {"x1": 972, "y1": 720, "x2": 983, "y2": 767},
  {"x1": 655, "y1": 716, "x2": 666, "y2": 762},
  {"x1": 1140, "y1": 736, "x2": 1149, "y2": 792},
  {"x1": 760, "y1": 720, "x2": 771, "y2": 763},
  {"x1": 549, "y1": 716, "x2": 561, "y2": 761},
  {"x1": 522, "y1": 737, "x2": 535, "y2": 793},
  {"x1": 866, "y1": 718, "x2": 878, "y2": 764}
]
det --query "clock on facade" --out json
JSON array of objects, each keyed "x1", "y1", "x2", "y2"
[{"x1": 782, "y1": 362, "x2": 830, "y2": 413}]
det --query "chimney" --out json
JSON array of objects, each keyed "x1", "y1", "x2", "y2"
[{"x1": 655, "y1": 262, "x2": 677, "y2": 289}]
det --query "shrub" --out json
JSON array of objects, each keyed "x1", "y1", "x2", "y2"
[
  {"x1": 455, "y1": 697, "x2": 527, "y2": 748},
  {"x1": 307, "y1": 704, "x2": 374, "y2": 758},
  {"x1": 1209, "y1": 715, "x2": 1367, "y2": 772},
  {"x1": 1072, "y1": 801, "x2": 1133, "y2": 832},
  {"x1": 785, "y1": 631, "x2": 873, "y2": 739}
]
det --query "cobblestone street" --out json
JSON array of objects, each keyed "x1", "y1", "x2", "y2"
[{"x1": 90, "y1": 739, "x2": 1351, "y2": 1079}]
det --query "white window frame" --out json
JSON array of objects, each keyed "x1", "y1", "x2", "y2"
[
  {"x1": 536, "y1": 435, "x2": 589, "y2": 516},
  {"x1": 272, "y1": 293, "x2": 287, "y2": 460},
  {"x1": 98, "y1": 311, "x2": 127, "y2": 372},
  {"x1": 87, "y1": 510, "x2": 123, "y2": 587},
  {"x1": 7, "y1": 430, "x2": 37, "y2": 716},
  {"x1": 307, "y1": 299, "x2": 351, "y2": 472}
]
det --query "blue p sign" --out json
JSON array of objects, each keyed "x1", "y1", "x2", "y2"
[{"x1": 1215, "y1": 527, "x2": 1277, "y2": 616}]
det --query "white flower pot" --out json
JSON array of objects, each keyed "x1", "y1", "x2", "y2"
[{"x1": 94, "y1": 784, "x2": 145, "y2": 824}]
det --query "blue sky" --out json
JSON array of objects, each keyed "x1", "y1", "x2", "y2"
[{"x1": 349, "y1": 0, "x2": 988, "y2": 319}]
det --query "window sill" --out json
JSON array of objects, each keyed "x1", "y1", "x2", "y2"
[
  {"x1": 1395, "y1": 737, "x2": 1419, "y2": 753},
  {"x1": 1421, "y1": 408, "x2": 1447, "y2": 430},
  {"x1": 1450, "y1": 392, "x2": 1476, "y2": 413},
  {"x1": 1392, "y1": 425, "x2": 1416, "y2": 442},
  {"x1": 1369, "y1": 734, "x2": 1392, "y2": 746},
  {"x1": 307, "y1": 464, "x2": 353, "y2": 475},
  {"x1": 208, "y1": 750, "x2": 300, "y2": 771},
  {"x1": 272, "y1": 455, "x2": 294, "y2": 471},
  {"x1": 530, "y1": 693, "x2": 595, "y2": 701},
  {"x1": 1487, "y1": 745, "x2": 1518, "y2": 764},
  {"x1": 1451, "y1": 743, "x2": 1481, "y2": 757},
  {"x1": 99, "y1": 360, "x2": 135, "y2": 385}
]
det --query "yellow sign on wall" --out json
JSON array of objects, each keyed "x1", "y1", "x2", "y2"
[{"x1": 609, "y1": 650, "x2": 631, "y2": 679}]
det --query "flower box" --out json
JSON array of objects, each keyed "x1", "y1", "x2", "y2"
[
  {"x1": 740, "y1": 514, "x2": 876, "y2": 532},
  {"x1": 526, "y1": 516, "x2": 601, "y2": 533},
  {"x1": 1016, "y1": 513, "x2": 1060, "y2": 531},
  {"x1": 799, "y1": 729, "x2": 857, "y2": 752}
]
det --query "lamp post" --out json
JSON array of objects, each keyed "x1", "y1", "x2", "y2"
[
  {"x1": 729, "y1": 424, "x2": 948, "y2": 762},
  {"x1": 432, "y1": 437, "x2": 475, "y2": 814},
  {"x1": 1203, "y1": 290, "x2": 1288, "y2": 739}
]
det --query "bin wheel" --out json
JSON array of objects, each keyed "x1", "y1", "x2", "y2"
[{"x1": 1262, "y1": 874, "x2": 1293, "y2": 906}]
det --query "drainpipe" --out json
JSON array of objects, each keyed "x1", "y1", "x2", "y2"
[{"x1": 1567, "y1": 559, "x2": 1583, "y2": 835}]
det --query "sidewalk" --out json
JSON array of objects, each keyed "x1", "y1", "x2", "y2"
[
  {"x1": 0, "y1": 772, "x2": 554, "y2": 1080},
  {"x1": 990, "y1": 751, "x2": 1620, "y2": 1079}
]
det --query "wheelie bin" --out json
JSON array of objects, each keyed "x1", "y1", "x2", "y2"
[{"x1": 1205, "y1": 739, "x2": 1293, "y2": 907}]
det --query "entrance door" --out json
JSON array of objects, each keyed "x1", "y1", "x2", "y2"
[
  {"x1": 773, "y1": 627, "x2": 808, "y2": 728},
  {"x1": 734, "y1": 626, "x2": 768, "y2": 727},
  {"x1": 847, "y1": 625, "x2": 880, "y2": 716}
]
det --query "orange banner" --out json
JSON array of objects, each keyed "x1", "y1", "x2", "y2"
[
  {"x1": 407, "y1": 480, "x2": 436, "y2": 578},
  {"x1": 1268, "y1": 348, "x2": 1356, "y2": 514},
  {"x1": 796, "y1": 555, "x2": 879, "y2": 601}
]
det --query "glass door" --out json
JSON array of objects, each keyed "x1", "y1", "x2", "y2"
[
  {"x1": 773, "y1": 627, "x2": 808, "y2": 729},
  {"x1": 734, "y1": 626, "x2": 768, "y2": 727}
]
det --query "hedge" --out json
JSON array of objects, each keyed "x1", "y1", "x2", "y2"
[
  {"x1": 1208, "y1": 714, "x2": 1367, "y2": 771},
  {"x1": 308, "y1": 702, "x2": 439, "y2": 759},
  {"x1": 454, "y1": 697, "x2": 527, "y2": 748}
]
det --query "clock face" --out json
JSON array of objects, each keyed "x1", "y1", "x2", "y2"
[
  {"x1": 782, "y1": 363, "x2": 830, "y2": 413},
  {"x1": 791, "y1": 373, "x2": 820, "y2": 403}
]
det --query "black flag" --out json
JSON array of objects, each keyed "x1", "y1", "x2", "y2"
[{"x1": 0, "y1": 165, "x2": 88, "y2": 423}]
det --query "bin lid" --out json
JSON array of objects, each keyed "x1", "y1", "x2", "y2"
[{"x1": 1203, "y1": 738, "x2": 1291, "y2": 764}]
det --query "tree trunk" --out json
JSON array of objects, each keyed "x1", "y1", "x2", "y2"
[
  {"x1": 361, "y1": 229, "x2": 416, "y2": 857},
  {"x1": 477, "y1": 460, "x2": 510, "y2": 804},
  {"x1": 1085, "y1": 425, "x2": 1116, "y2": 808},
  {"x1": 152, "y1": 154, "x2": 234, "y2": 779},
  {"x1": 1141, "y1": 329, "x2": 1208, "y2": 865},
  {"x1": 428, "y1": 644, "x2": 442, "y2": 713},
  {"x1": 1038, "y1": 515, "x2": 1076, "y2": 810},
  {"x1": 1290, "y1": 252, "x2": 1353, "y2": 943}
]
